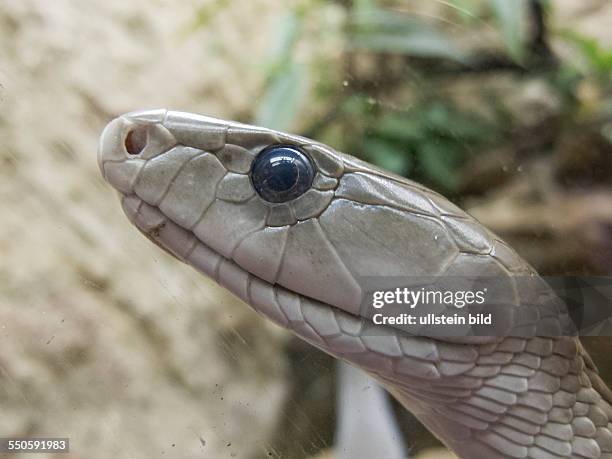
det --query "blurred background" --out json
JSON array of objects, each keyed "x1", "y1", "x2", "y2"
[{"x1": 2, "y1": 0, "x2": 612, "y2": 457}]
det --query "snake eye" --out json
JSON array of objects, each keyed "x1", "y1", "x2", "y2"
[{"x1": 250, "y1": 144, "x2": 315, "y2": 203}]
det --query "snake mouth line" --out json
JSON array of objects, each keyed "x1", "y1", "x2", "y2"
[{"x1": 120, "y1": 192, "x2": 308, "y2": 291}]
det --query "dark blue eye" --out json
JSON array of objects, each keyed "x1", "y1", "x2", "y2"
[{"x1": 251, "y1": 145, "x2": 314, "y2": 203}]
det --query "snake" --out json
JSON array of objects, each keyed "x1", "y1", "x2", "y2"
[{"x1": 97, "y1": 109, "x2": 612, "y2": 458}]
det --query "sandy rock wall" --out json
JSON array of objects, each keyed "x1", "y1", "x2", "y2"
[{"x1": 0, "y1": 0, "x2": 291, "y2": 457}]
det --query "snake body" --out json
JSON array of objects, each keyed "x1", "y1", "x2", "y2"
[{"x1": 98, "y1": 109, "x2": 612, "y2": 458}]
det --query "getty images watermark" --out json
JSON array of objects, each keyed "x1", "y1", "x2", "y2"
[
  {"x1": 371, "y1": 286, "x2": 490, "y2": 326},
  {"x1": 357, "y1": 276, "x2": 612, "y2": 337}
]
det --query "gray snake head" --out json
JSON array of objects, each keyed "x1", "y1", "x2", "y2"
[
  {"x1": 98, "y1": 109, "x2": 612, "y2": 459},
  {"x1": 97, "y1": 109, "x2": 546, "y2": 329}
]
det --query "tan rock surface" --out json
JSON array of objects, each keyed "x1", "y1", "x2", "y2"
[{"x1": 0, "y1": 0, "x2": 291, "y2": 457}]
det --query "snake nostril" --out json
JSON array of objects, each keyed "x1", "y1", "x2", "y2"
[{"x1": 125, "y1": 126, "x2": 147, "y2": 155}]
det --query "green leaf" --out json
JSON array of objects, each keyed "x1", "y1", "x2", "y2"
[
  {"x1": 418, "y1": 141, "x2": 461, "y2": 190},
  {"x1": 363, "y1": 139, "x2": 412, "y2": 176},
  {"x1": 269, "y1": 11, "x2": 302, "y2": 63},
  {"x1": 255, "y1": 61, "x2": 306, "y2": 131},
  {"x1": 558, "y1": 30, "x2": 612, "y2": 81},
  {"x1": 348, "y1": 9, "x2": 469, "y2": 62},
  {"x1": 423, "y1": 103, "x2": 451, "y2": 131},
  {"x1": 448, "y1": 0, "x2": 483, "y2": 22},
  {"x1": 373, "y1": 115, "x2": 424, "y2": 143},
  {"x1": 342, "y1": 95, "x2": 376, "y2": 115},
  {"x1": 489, "y1": 0, "x2": 527, "y2": 63},
  {"x1": 255, "y1": 11, "x2": 306, "y2": 131}
]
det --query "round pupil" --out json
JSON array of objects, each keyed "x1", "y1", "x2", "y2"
[
  {"x1": 266, "y1": 156, "x2": 300, "y2": 192},
  {"x1": 251, "y1": 145, "x2": 314, "y2": 203}
]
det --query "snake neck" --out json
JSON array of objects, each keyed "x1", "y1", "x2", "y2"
[
  {"x1": 264, "y1": 288, "x2": 612, "y2": 458},
  {"x1": 381, "y1": 337, "x2": 612, "y2": 459}
]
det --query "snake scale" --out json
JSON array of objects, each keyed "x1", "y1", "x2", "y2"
[{"x1": 98, "y1": 109, "x2": 612, "y2": 458}]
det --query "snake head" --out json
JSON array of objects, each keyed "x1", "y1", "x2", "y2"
[
  {"x1": 97, "y1": 109, "x2": 360, "y2": 310},
  {"x1": 98, "y1": 109, "x2": 553, "y2": 337}
]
